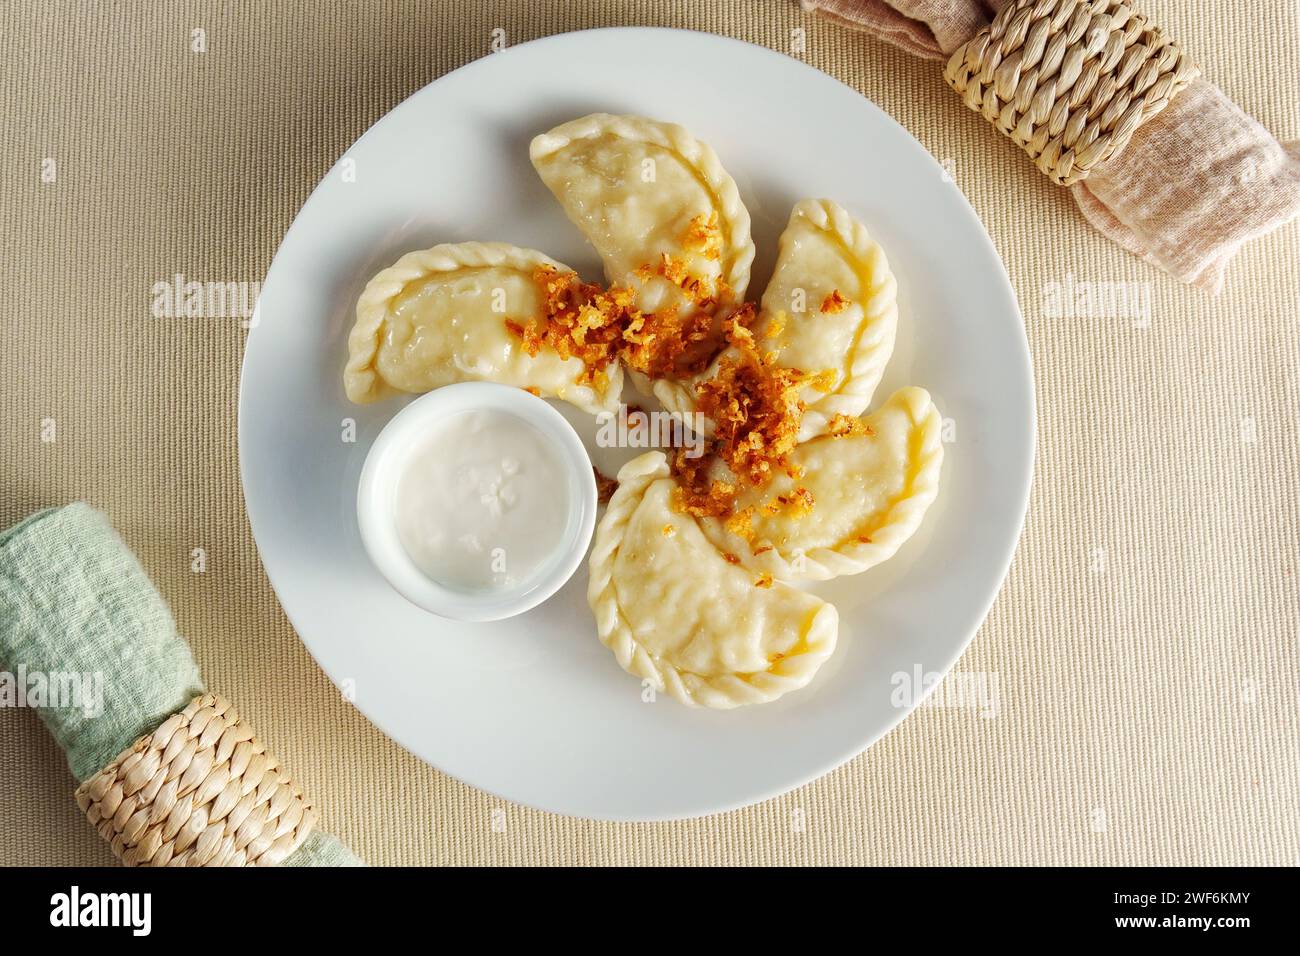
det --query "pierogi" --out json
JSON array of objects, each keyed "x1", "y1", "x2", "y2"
[
  {"x1": 665, "y1": 199, "x2": 899, "y2": 436},
  {"x1": 530, "y1": 113, "x2": 755, "y2": 408},
  {"x1": 588, "y1": 452, "x2": 839, "y2": 709},
  {"x1": 699, "y1": 387, "x2": 944, "y2": 581},
  {"x1": 344, "y1": 242, "x2": 621, "y2": 413},
  {"x1": 753, "y1": 199, "x2": 898, "y2": 440}
]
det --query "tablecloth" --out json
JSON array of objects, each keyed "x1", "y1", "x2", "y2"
[{"x1": 2, "y1": 0, "x2": 1296, "y2": 865}]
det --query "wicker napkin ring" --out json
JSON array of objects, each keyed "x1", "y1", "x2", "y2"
[
  {"x1": 944, "y1": 0, "x2": 1199, "y2": 185},
  {"x1": 75, "y1": 694, "x2": 318, "y2": 866}
]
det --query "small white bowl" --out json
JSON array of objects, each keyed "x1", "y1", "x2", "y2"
[{"x1": 357, "y1": 382, "x2": 597, "y2": 622}]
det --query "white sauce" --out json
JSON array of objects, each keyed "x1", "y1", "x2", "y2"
[{"x1": 395, "y1": 408, "x2": 570, "y2": 592}]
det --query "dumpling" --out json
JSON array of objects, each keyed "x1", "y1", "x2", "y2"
[
  {"x1": 699, "y1": 387, "x2": 943, "y2": 581},
  {"x1": 670, "y1": 199, "x2": 898, "y2": 436},
  {"x1": 588, "y1": 452, "x2": 838, "y2": 709},
  {"x1": 530, "y1": 113, "x2": 754, "y2": 310},
  {"x1": 344, "y1": 242, "x2": 622, "y2": 413},
  {"x1": 530, "y1": 113, "x2": 755, "y2": 396},
  {"x1": 753, "y1": 199, "x2": 898, "y2": 441}
]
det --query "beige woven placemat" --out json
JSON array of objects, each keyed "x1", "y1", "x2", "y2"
[{"x1": 2, "y1": 0, "x2": 1297, "y2": 866}]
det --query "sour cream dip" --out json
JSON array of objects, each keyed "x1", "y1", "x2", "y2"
[
  {"x1": 395, "y1": 409, "x2": 569, "y2": 591},
  {"x1": 356, "y1": 382, "x2": 597, "y2": 622}
]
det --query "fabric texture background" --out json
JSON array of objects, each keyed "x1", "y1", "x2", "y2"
[{"x1": 1, "y1": 0, "x2": 1296, "y2": 865}]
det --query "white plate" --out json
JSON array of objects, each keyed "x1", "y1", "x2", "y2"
[{"x1": 239, "y1": 27, "x2": 1034, "y2": 821}]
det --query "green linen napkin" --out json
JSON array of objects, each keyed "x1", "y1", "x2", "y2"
[{"x1": 0, "y1": 503, "x2": 362, "y2": 866}]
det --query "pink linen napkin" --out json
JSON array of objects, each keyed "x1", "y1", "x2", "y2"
[{"x1": 804, "y1": 0, "x2": 1300, "y2": 291}]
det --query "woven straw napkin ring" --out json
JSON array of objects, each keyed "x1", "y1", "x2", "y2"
[
  {"x1": 944, "y1": 0, "x2": 1199, "y2": 185},
  {"x1": 75, "y1": 694, "x2": 318, "y2": 866}
]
